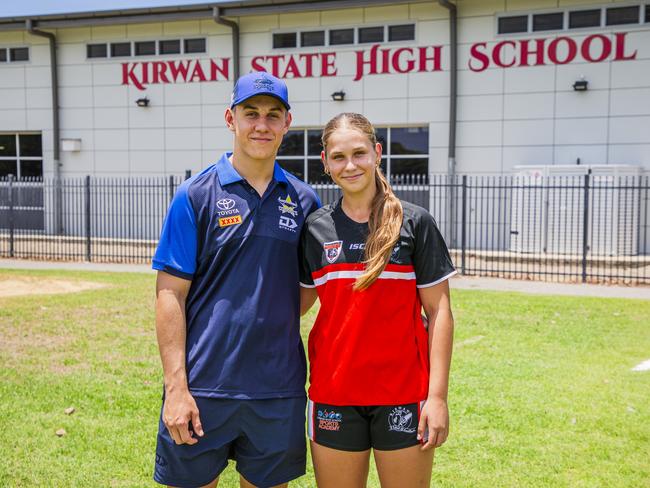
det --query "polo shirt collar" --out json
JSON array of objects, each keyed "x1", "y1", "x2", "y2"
[{"x1": 216, "y1": 152, "x2": 288, "y2": 187}]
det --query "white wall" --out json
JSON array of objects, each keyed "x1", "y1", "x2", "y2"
[{"x1": 0, "y1": 1, "x2": 649, "y2": 177}]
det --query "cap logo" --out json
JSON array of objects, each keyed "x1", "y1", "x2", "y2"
[{"x1": 254, "y1": 76, "x2": 275, "y2": 92}]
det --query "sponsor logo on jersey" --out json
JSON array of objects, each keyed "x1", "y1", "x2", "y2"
[
  {"x1": 317, "y1": 409, "x2": 343, "y2": 431},
  {"x1": 279, "y1": 215, "x2": 298, "y2": 232},
  {"x1": 349, "y1": 242, "x2": 365, "y2": 250},
  {"x1": 219, "y1": 215, "x2": 242, "y2": 227},
  {"x1": 216, "y1": 198, "x2": 240, "y2": 216},
  {"x1": 388, "y1": 406, "x2": 416, "y2": 434},
  {"x1": 323, "y1": 240, "x2": 343, "y2": 263},
  {"x1": 278, "y1": 195, "x2": 298, "y2": 217}
]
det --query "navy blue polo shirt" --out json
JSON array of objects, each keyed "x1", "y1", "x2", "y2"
[{"x1": 153, "y1": 153, "x2": 320, "y2": 400}]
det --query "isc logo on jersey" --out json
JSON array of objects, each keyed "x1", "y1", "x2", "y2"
[
  {"x1": 278, "y1": 195, "x2": 298, "y2": 232},
  {"x1": 216, "y1": 198, "x2": 242, "y2": 227}
]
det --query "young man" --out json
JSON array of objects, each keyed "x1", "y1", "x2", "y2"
[{"x1": 152, "y1": 72, "x2": 320, "y2": 488}]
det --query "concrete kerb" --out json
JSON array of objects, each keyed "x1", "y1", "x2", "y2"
[{"x1": 2, "y1": 258, "x2": 649, "y2": 300}]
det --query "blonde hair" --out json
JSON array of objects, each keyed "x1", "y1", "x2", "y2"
[{"x1": 322, "y1": 113, "x2": 403, "y2": 290}]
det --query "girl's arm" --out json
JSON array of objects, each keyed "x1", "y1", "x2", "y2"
[
  {"x1": 416, "y1": 279, "x2": 454, "y2": 450},
  {"x1": 300, "y1": 286, "x2": 318, "y2": 316}
]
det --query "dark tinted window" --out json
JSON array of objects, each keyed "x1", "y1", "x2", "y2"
[
  {"x1": 647, "y1": 5, "x2": 650, "y2": 23},
  {"x1": 277, "y1": 159, "x2": 304, "y2": 180},
  {"x1": 0, "y1": 49, "x2": 6, "y2": 62},
  {"x1": 10, "y1": 47, "x2": 29, "y2": 62},
  {"x1": 498, "y1": 15, "x2": 528, "y2": 34},
  {"x1": 569, "y1": 9, "x2": 601, "y2": 28},
  {"x1": 307, "y1": 130, "x2": 322, "y2": 156},
  {"x1": 388, "y1": 24, "x2": 415, "y2": 42},
  {"x1": 111, "y1": 42, "x2": 131, "y2": 57},
  {"x1": 606, "y1": 6, "x2": 640, "y2": 25},
  {"x1": 390, "y1": 158, "x2": 428, "y2": 177},
  {"x1": 307, "y1": 160, "x2": 327, "y2": 183},
  {"x1": 185, "y1": 38, "x2": 206, "y2": 53},
  {"x1": 278, "y1": 130, "x2": 304, "y2": 156},
  {"x1": 135, "y1": 41, "x2": 156, "y2": 56},
  {"x1": 391, "y1": 127, "x2": 428, "y2": 155},
  {"x1": 87, "y1": 44, "x2": 107, "y2": 58},
  {"x1": 20, "y1": 161, "x2": 43, "y2": 180},
  {"x1": 533, "y1": 12, "x2": 564, "y2": 31},
  {"x1": 159, "y1": 40, "x2": 181, "y2": 55},
  {"x1": 19, "y1": 135, "x2": 42, "y2": 157},
  {"x1": 0, "y1": 161, "x2": 17, "y2": 178},
  {"x1": 329, "y1": 28, "x2": 354, "y2": 45},
  {"x1": 359, "y1": 26, "x2": 384, "y2": 43},
  {"x1": 0, "y1": 135, "x2": 16, "y2": 156},
  {"x1": 273, "y1": 32, "x2": 297, "y2": 49},
  {"x1": 301, "y1": 31, "x2": 325, "y2": 47}
]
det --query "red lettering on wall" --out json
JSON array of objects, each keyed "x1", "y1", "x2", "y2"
[
  {"x1": 519, "y1": 39, "x2": 546, "y2": 67},
  {"x1": 469, "y1": 42, "x2": 489, "y2": 72},
  {"x1": 418, "y1": 46, "x2": 442, "y2": 72},
  {"x1": 210, "y1": 58, "x2": 229, "y2": 81},
  {"x1": 354, "y1": 44, "x2": 380, "y2": 81},
  {"x1": 613, "y1": 32, "x2": 637, "y2": 61},
  {"x1": 321, "y1": 52, "x2": 337, "y2": 77},
  {"x1": 283, "y1": 56, "x2": 302, "y2": 78},
  {"x1": 392, "y1": 48, "x2": 415, "y2": 73},
  {"x1": 299, "y1": 53, "x2": 319, "y2": 77},
  {"x1": 251, "y1": 56, "x2": 266, "y2": 72},
  {"x1": 122, "y1": 63, "x2": 145, "y2": 90},
  {"x1": 492, "y1": 41, "x2": 517, "y2": 68},
  {"x1": 169, "y1": 60, "x2": 191, "y2": 82},
  {"x1": 548, "y1": 37, "x2": 577, "y2": 65},
  {"x1": 581, "y1": 35, "x2": 611, "y2": 63},
  {"x1": 189, "y1": 61, "x2": 207, "y2": 82},
  {"x1": 152, "y1": 61, "x2": 169, "y2": 84}
]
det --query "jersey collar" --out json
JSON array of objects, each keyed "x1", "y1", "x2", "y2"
[{"x1": 216, "y1": 152, "x2": 288, "y2": 187}]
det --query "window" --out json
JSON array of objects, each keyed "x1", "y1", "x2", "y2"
[
  {"x1": 159, "y1": 39, "x2": 181, "y2": 55},
  {"x1": 359, "y1": 26, "x2": 384, "y2": 43},
  {"x1": 606, "y1": 6, "x2": 640, "y2": 25},
  {"x1": 388, "y1": 24, "x2": 415, "y2": 42},
  {"x1": 569, "y1": 9, "x2": 601, "y2": 28},
  {"x1": 111, "y1": 42, "x2": 131, "y2": 57},
  {"x1": 533, "y1": 12, "x2": 564, "y2": 31},
  {"x1": 87, "y1": 44, "x2": 107, "y2": 58},
  {"x1": 0, "y1": 49, "x2": 6, "y2": 62},
  {"x1": 273, "y1": 32, "x2": 297, "y2": 49},
  {"x1": 277, "y1": 129, "x2": 324, "y2": 182},
  {"x1": 498, "y1": 15, "x2": 528, "y2": 34},
  {"x1": 385, "y1": 127, "x2": 429, "y2": 180},
  {"x1": 646, "y1": 4, "x2": 650, "y2": 23},
  {"x1": 135, "y1": 41, "x2": 156, "y2": 56},
  {"x1": 0, "y1": 134, "x2": 43, "y2": 180},
  {"x1": 329, "y1": 28, "x2": 354, "y2": 45},
  {"x1": 184, "y1": 38, "x2": 206, "y2": 53},
  {"x1": 9, "y1": 47, "x2": 29, "y2": 62},
  {"x1": 301, "y1": 31, "x2": 325, "y2": 47}
]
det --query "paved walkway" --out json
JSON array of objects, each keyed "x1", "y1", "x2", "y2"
[{"x1": 1, "y1": 259, "x2": 648, "y2": 300}]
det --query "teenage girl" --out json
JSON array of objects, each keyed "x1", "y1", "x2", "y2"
[{"x1": 299, "y1": 113, "x2": 456, "y2": 488}]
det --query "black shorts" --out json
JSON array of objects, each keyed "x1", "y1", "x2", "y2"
[{"x1": 307, "y1": 400, "x2": 424, "y2": 452}]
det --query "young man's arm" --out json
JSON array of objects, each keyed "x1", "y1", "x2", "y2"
[{"x1": 156, "y1": 271, "x2": 204, "y2": 445}]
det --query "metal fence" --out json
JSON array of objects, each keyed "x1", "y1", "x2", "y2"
[{"x1": 1, "y1": 173, "x2": 649, "y2": 285}]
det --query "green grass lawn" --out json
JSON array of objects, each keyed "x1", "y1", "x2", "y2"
[{"x1": 0, "y1": 268, "x2": 648, "y2": 487}]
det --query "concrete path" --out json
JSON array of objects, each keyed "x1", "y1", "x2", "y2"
[{"x1": 1, "y1": 258, "x2": 648, "y2": 300}]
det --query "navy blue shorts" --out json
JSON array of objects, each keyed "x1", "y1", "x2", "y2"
[{"x1": 154, "y1": 396, "x2": 306, "y2": 488}]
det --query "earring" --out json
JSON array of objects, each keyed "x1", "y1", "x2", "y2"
[{"x1": 324, "y1": 167, "x2": 330, "y2": 175}]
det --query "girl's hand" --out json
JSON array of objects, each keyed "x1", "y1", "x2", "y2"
[{"x1": 417, "y1": 397, "x2": 449, "y2": 450}]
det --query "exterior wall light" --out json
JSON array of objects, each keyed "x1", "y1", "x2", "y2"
[
  {"x1": 573, "y1": 79, "x2": 588, "y2": 91},
  {"x1": 331, "y1": 90, "x2": 345, "y2": 101},
  {"x1": 135, "y1": 97, "x2": 150, "y2": 107}
]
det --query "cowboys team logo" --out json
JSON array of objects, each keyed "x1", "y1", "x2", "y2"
[
  {"x1": 254, "y1": 75, "x2": 275, "y2": 92},
  {"x1": 278, "y1": 195, "x2": 298, "y2": 216},
  {"x1": 388, "y1": 406, "x2": 416, "y2": 434},
  {"x1": 323, "y1": 241, "x2": 343, "y2": 264}
]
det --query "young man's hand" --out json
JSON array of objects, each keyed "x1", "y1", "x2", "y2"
[{"x1": 163, "y1": 388, "x2": 204, "y2": 445}]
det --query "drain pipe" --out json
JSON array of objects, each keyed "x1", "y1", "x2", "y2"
[
  {"x1": 213, "y1": 6, "x2": 240, "y2": 81},
  {"x1": 438, "y1": 0, "x2": 457, "y2": 246},
  {"x1": 26, "y1": 19, "x2": 62, "y2": 234}
]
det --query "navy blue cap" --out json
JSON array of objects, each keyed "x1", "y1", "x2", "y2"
[{"x1": 230, "y1": 72, "x2": 290, "y2": 110}]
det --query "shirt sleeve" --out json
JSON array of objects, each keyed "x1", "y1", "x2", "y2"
[
  {"x1": 152, "y1": 182, "x2": 198, "y2": 280},
  {"x1": 413, "y1": 211, "x2": 456, "y2": 288},
  {"x1": 299, "y1": 221, "x2": 316, "y2": 288}
]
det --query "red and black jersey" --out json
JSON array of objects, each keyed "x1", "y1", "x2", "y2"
[{"x1": 300, "y1": 198, "x2": 456, "y2": 406}]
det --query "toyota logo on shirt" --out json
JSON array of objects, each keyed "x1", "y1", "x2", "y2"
[{"x1": 217, "y1": 198, "x2": 236, "y2": 210}]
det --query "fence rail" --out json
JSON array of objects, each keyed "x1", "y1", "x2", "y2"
[{"x1": 1, "y1": 174, "x2": 649, "y2": 285}]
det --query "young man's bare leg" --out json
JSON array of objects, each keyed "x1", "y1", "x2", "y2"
[
  {"x1": 239, "y1": 475, "x2": 287, "y2": 488},
  {"x1": 373, "y1": 445, "x2": 434, "y2": 488},
  {"x1": 310, "y1": 441, "x2": 370, "y2": 488}
]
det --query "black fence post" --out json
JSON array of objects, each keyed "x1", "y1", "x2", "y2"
[
  {"x1": 581, "y1": 173, "x2": 590, "y2": 283},
  {"x1": 168, "y1": 174, "x2": 175, "y2": 204},
  {"x1": 85, "y1": 175, "x2": 91, "y2": 262},
  {"x1": 461, "y1": 175, "x2": 467, "y2": 275},
  {"x1": 185, "y1": 170, "x2": 192, "y2": 180},
  {"x1": 8, "y1": 174, "x2": 15, "y2": 258}
]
